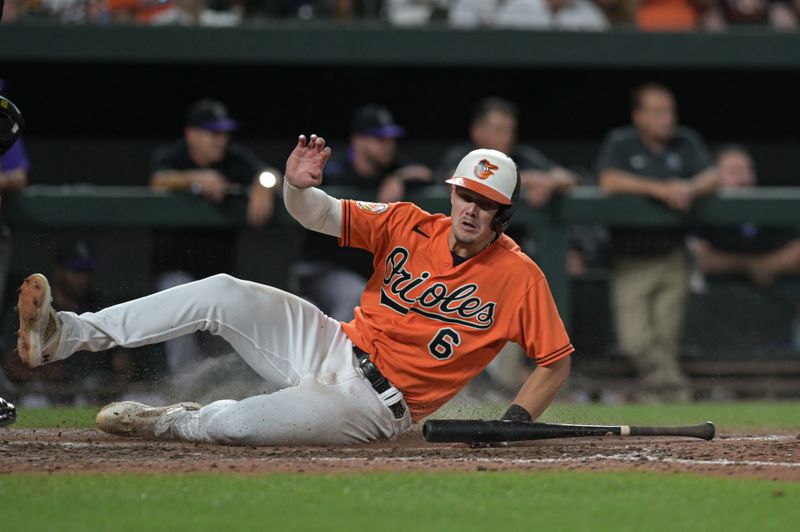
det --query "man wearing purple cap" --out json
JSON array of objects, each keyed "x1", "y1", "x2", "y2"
[
  {"x1": 149, "y1": 99, "x2": 280, "y2": 377},
  {"x1": 150, "y1": 99, "x2": 276, "y2": 224},
  {"x1": 291, "y1": 105, "x2": 433, "y2": 322}
]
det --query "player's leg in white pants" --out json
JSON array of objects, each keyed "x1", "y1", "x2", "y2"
[
  {"x1": 160, "y1": 375, "x2": 408, "y2": 445},
  {"x1": 156, "y1": 270, "x2": 204, "y2": 379},
  {"x1": 52, "y1": 274, "x2": 410, "y2": 445}
]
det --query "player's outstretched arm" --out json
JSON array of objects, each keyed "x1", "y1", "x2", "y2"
[
  {"x1": 283, "y1": 134, "x2": 342, "y2": 238},
  {"x1": 284, "y1": 134, "x2": 331, "y2": 189}
]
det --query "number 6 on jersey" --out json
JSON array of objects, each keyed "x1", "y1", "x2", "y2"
[{"x1": 428, "y1": 328, "x2": 461, "y2": 360}]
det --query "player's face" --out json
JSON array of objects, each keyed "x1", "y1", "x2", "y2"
[
  {"x1": 470, "y1": 111, "x2": 516, "y2": 154},
  {"x1": 633, "y1": 90, "x2": 676, "y2": 143},
  {"x1": 185, "y1": 127, "x2": 230, "y2": 166},
  {"x1": 449, "y1": 186, "x2": 500, "y2": 251}
]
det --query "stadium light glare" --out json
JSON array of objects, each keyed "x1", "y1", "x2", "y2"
[{"x1": 259, "y1": 171, "x2": 277, "y2": 189}]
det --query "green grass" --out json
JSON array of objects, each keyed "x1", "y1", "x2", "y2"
[
  {"x1": 0, "y1": 472, "x2": 796, "y2": 532},
  {"x1": 10, "y1": 406, "x2": 98, "y2": 429},
  {"x1": 4, "y1": 403, "x2": 798, "y2": 531},
  {"x1": 12, "y1": 401, "x2": 800, "y2": 431}
]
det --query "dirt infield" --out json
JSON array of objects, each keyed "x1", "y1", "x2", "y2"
[{"x1": 1, "y1": 428, "x2": 798, "y2": 481}]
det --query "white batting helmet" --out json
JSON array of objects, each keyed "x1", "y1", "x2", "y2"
[{"x1": 445, "y1": 149, "x2": 518, "y2": 206}]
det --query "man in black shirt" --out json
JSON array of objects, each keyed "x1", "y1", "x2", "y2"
[
  {"x1": 150, "y1": 99, "x2": 277, "y2": 279},
  {"x1": 150, "y1": 99, "x2": 279, "y2": 375},
  {"x1": 597, "y1": 83, "x2": 718, "y2": 402}
]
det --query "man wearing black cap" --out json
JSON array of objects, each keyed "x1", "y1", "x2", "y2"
[
  {"x1": 149, "y1": 99, "x2": 280, "y2": 376},
  {"x1": 291, "y1": 104, "x2": 432, "y2": 322}
]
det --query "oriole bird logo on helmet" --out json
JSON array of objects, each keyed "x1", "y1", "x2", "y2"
[{"x1": 474, "y1": 159, "x2": 499, "y2": 180}]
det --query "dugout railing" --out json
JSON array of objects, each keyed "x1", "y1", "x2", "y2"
[{"x1": 4, "y1": 184, "x2": 799, "y2": 320}]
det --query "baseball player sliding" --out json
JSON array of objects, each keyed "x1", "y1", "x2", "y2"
[{"x1": 15, "y1": 135, "x2": 573, "y2": 445}]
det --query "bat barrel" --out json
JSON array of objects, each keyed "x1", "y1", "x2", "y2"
[{"x1": 423, "y1": 420, "x2": 622, "y2": 443}]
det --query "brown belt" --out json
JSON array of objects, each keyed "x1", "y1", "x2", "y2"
[{"x1": 353, "y1": 346, "x2": 407, "y2": 420}]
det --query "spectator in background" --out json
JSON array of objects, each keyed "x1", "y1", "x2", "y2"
[
  {"x1": 717, "y1": 0, "x2": 797, "y2": 29},
  {"x1": 448, "y1": 0, "x2": 609, "y2": 30},
  {"x1": 0, "y1": 0, "x2": 101, "y2": 22},
  {"x1": 148, "y1": 0, "x2": 243, "y2": 26},
  {"x1": 104, "y1": 0, "x2": 173, "y2": 23},
  {"x1": 636, "y1": 0, "x2": 724, "y2": 31},
  {"x1": 0, "y1": 80, "x2": 29, "y2": 315},
  {"x1": 384, "y1": 0, "x2": 450, "y2": 25},
  {"x1": 0, "y1": 0, "x2": 24, "y2": 21},
  {"x1": 149, "y1": 98, "x2": 279, "y2": 376},
  {"x1": 597, "y1": 82, "x2": 718, "y2": 403},
  {"x1": 38, "y1": 0, "x2": 104, "y2": 22},
  {"x1": 244, "y1": 0, "x2": 381, "y2": 21},
  {"x1": 594, "y1": 0, "x2": 637, "y2": 26},
  {"x1": 690, "y1": 145, "x2": 800, "y2": 285},
  {"x1": 290, "y1": 104, "x2": 432, "y2": 321}
]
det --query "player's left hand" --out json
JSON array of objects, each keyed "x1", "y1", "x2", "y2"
[{"x1": 285, "y1": 134, "x2": 332, "y2": 190}]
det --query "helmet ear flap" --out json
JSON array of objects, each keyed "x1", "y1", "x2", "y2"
[
  {"x1": 491, "y1": 205, "x2": 514, "y2": 234},
  {"x1": 491, "y1": 167, "x2": 521, "y2": 234}
]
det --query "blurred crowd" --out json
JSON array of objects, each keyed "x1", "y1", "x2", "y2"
[
  {"x1": 3, "y1": 0, "x2": 800, "y2": 31},
  {"x1": 1, "y1": 78, "x2": 799, "y2": 408}
]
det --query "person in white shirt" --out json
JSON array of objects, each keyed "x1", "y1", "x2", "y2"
[{"x1": 449, "y1": 0, "x2": 609, "y2": 30}]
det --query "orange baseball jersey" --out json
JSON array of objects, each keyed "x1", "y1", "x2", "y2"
[{"x1": 338, "y1": 200, "x2": 574, "y2": 421}]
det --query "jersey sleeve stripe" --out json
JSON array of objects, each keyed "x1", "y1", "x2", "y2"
[
  {"x1": 536, "y1": 343, "x2": 574, "y2": 365},
  {"x1": 337, "y1": 199, "x2": 347, "y2": 247},
  {"x1": 342, "y1": 200, "x2": 352, "y2": 247}
]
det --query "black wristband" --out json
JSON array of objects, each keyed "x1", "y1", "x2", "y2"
[{"x1": 501, "y1": 404, "x2": 532, "y2": 422}]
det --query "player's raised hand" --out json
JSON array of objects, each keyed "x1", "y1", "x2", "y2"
[{"x1": 284, "y1": 134, "x2": 332, "y2": 190}]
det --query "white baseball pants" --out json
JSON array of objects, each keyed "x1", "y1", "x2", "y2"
[{"x1": 54, "y1": 274, "x2": 411, "y2": 445}]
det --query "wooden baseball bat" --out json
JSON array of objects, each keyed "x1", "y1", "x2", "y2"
[{"x1": 422, "y1": 420, "x2": 715, "y2": 443}]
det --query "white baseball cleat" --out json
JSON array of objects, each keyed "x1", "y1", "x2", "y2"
[
  {"x1": 17, "y1": 273, "x2": 63, "y2": 367},
  {"x1": 96, "y1": 401, "x2": 202, "y2": 438}
]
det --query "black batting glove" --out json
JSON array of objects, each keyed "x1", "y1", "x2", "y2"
[{"x1": 501, "y1": 404, "x2": 532, "y2": 422}]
